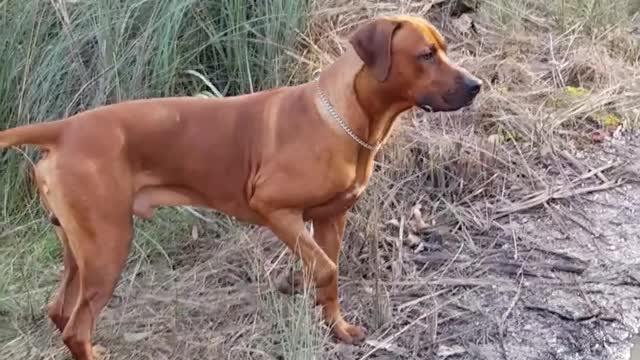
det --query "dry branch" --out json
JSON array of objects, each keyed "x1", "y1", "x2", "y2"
[{"x1": 494, "y1": 179, "x2": 623, "y2": 219}]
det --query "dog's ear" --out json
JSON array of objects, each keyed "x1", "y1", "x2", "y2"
[{"x1": 348, "y1": 19, "x2": 401, "y2": 82}]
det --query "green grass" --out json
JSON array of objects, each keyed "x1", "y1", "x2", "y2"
[{"x1": 0, "y1": 0, "x2": 309, "y2": 341}]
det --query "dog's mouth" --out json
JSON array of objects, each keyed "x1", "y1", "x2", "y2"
[
  {"x1": 458, "y1": 98, "x2": 475, "y2": 109},
  {"x1": 417, "y1": 98, "x2": 474, "y2": 113},
  {"x1": 419, "y1": 104, "x2": 434, "y2": 112}
]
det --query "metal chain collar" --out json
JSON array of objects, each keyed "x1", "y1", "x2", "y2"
[{"x1": 315, "y1": 81, "x2": 378, "y2": 151}]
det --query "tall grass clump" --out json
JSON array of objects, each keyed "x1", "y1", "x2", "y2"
[{"x1": 0, "y1": 0, "x2": 309, "y2": 334}]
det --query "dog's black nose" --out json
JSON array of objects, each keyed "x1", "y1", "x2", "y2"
[{"x1": 463, "y1": 76, "x2": 482, "y2": 96}]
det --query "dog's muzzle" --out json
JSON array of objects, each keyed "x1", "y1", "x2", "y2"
[
  {"x1": 462, "y1": 75, "x2": 482, "y2": 98},
  {"x1": 416, "y1": 73, "x2": 482, "y2": 113}
]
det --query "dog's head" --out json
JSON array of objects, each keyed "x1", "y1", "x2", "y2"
[{"x1": 349, "y1": 15, "x2": 481, "y2": 112}]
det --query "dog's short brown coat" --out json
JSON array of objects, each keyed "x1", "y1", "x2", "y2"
[{"x1": 0, "y1": 15, "x2": 480, "y2": 360}]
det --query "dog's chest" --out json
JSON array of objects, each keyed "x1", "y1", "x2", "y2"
[
  {"x1": 304, "y1": 146, "x2": 376, "y2": 215},
  {"x1": 322, "y1": 174, "x2": 368, "y2": 212},
  {"x1": 338, "y1": 183, "x2": 366, "y2": 204},
  {"x1": 331, "y1": 152, "x2": 376, "y2": 203}
]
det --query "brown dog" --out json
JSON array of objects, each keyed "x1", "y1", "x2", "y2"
[{"x1": 0, "y1": 15, "x2": 480, "y2": 360}]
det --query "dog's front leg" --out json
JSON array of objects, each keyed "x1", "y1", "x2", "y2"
[
  {"x1": 274, "y1": 212, "x2": 367, "y2": 344},
  {"x1": 313, "y1": 213, "x2": 366, "y2": 344},
  {"x1": 255, "y1": 207, "x2": 337, "y2": 289}
]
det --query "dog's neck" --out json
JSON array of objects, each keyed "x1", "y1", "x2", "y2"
[
  {"x1": 353, "y1": 68, "x2": 411, "y2": 146},
  {"x1": 316, "y1": 47, "x2": 410, "y2": 151}
]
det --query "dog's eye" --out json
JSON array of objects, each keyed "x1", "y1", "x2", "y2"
[{"x1": 419, "y1": 51, "x2": 435, "y2": 63}]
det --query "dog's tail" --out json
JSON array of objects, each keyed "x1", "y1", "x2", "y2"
[{"x1": 0, "y1": 121, "x2": 64, "y2": 151}]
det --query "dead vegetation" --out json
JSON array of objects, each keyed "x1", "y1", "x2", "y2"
[{"x1": 2, "y1": 0, "x2": 640, "y2": 359}]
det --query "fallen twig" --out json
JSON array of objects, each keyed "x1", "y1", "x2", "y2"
[
  {"x1": 524, "y1": 304, "x2": 619, "y2": 322},
  {"x1": 551, "y1": 203, "x2": 599, "y2": 236},
  {"x1": 412, "y1": 253, "x2": 587, "y2": 276},
  {"x1": 558, "y1": 150, "x2": 619, "y2": 184},
  {"x1": 527, "y1": 242, "x2": 588, "y2": 265},
  {"x1": 494, "y1": 179, "x2": 623, "y2": 219},
  {"x1": 497, "y1": 271, "x2": 524, "y2": 360}
]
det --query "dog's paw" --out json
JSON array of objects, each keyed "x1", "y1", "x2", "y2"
[{"x1": 332, "y1": 320, "x2": 366, "y2": 345}]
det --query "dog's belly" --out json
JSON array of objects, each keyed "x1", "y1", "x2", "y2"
[{"x1": 132, "y1": 185, "x2": 261, "y2": 224}]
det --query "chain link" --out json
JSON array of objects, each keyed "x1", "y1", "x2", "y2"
[{"x1": 316, "y1": 81, "x2": 378, "y2": 151}]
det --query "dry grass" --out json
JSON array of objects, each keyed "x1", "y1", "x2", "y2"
[
  {"x1": 2, "y1": 0, "x2": 640, "y2": 359},
  {"x1": 290, "y1": 0, "x2": 640, "y2": 357}
]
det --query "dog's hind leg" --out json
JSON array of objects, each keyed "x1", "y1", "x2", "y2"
[
  {"x1": 58, "y1": 210, "x2": 133, "y2": 360},
  {"x1": 36, "y1": 164, "x2": 81, "y2": 333},
  {"x1": 38, "y1": 159, "x2": 134, "y2": 360},
  {"x1": 64, "y1": 226, "x2": 132, "y2": 360},
  {"x1": 46, "y1": 225, "x2": 80, "y2": 333}
]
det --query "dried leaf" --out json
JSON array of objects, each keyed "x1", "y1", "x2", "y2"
[
  {"x1": 437, "y1": 344, "x2": 467, "y2": 358},
  {"x1": 92, "y1": 344, "x2": 108, "y2": 359},
  {"x1": 411, "y1": 204, "x2": 427, "y2": 231},
  {"x1": 386, "y1": 219, "x2": 401, "y2": 228},
  {"x1": 364, "y1": 340, "x2": 408, "y2": 356},
  {"x1": 123, "y1": 331, "x2": 152, "y2": 343},
  {"x1": 406, "y1": 233, "x2": 422, "y2": 247},
  {"x1": 451, "y1": 14, "x2": 474, "y2": 34}
]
